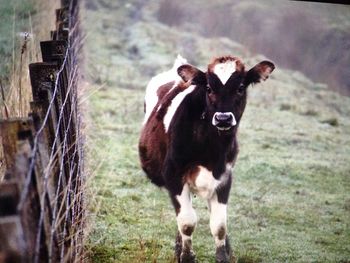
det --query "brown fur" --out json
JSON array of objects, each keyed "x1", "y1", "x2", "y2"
[
  {"x1": 139, "y1": 80, "x2": 192, "y2": 186},
  {"x1": 183, "y1": 166, "x2": 200, "y2": 187},
  {"x1": 157, "y1": 81, "x2": 174, "y2": 99}
]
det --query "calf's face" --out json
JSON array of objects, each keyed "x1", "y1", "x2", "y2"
[{"x1": 178, "y1": 56, "x2": 275, "y2": 131}]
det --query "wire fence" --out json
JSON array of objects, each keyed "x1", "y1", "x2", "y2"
[{"x1": 0, "y1": 0, "x2": 85, "y2": 262}]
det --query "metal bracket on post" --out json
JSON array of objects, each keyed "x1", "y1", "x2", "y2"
[
  {"x1": 51, "y1": 29, "x2": 69, "y2": 42},
  {"x1": 40, "y1": 41, "x2": 68, "y2": 65},
  {"x1": 56, "y1": 8, "x2": 69, "y2": 30}
]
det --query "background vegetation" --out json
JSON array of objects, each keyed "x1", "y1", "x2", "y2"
[
  {"x1": 157, "y1": 0, "x2": 350, "y2": 96},
  {"x1": 0, "y1": 0, "x2": 59, "y2": 118},
  {"x1": 0, "y1": 0, "x2": 34, "y2": 80},
  {"x1": 0, "y1": 0, "x2": 59, "y2": 183},
  {"x1": 84, "y1": 0, "x2": 350, "y2": 262}
]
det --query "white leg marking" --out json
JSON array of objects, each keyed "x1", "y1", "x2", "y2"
[
  {"x1": 209, "y1": 195, "x2": 227, "y2": 248},
  {"x1": 213, "y1": 61, "x2": 236, "y2": 85},
  {"x1": 176, "y1": 184, "x2": 197, "y2": 247},
  {"x1": 143, "y1": 55, "x2": 188, "y2": 125},
  {"x1": 163, "y1": 85, "x2": 195, "y2": 132}
]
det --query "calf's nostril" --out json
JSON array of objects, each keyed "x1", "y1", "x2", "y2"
[
  {"x1": 212, "y1": 112, "x2": 236, "y2": 128},
  {"x1": 215, "y1": 113, "x2": 232, "y2": 122}
]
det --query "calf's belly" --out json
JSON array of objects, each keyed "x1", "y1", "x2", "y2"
[{"x1": 139, "y1": 124, "x2": 168, "y2": 186}]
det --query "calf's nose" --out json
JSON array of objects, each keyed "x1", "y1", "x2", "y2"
[
  {"x1": 214, "y1": 112, "x2": 233, "y2": 122},
  {"x1": 212, "y1": 112, "x2": 237, "y2": 129}
]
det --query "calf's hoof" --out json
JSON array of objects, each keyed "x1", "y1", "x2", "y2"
[
  {"x1": 215, "y1": 236, "x2": 235, "y2": 263},
  {"x1": 180, "y1": 250, "x2": 196, "y2": 263},
  {"x1": 175, "y1": 232, "x2": 182, "y2": 261},
  {"x1": 175, "y1": 231, "x2": 196, "y2": 263}
]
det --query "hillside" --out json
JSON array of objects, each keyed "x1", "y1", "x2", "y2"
[
  {"x1": 156, "y1": 0, "x2": 350, "y2": 96},
  {"x1": 84, "y1": 1, "x2": 350, "y2": 262}
]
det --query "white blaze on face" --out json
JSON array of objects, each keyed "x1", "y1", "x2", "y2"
[
  {"x1": 213, "y1": 60, "x2": 237, "y2": 85},
  {"x1": 163, "y1": 85, "x2": 196, "y2": 132}
]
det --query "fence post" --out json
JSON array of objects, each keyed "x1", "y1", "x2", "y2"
[
  {"x1": 0, "y1": 118, "x2": 48, "y2": 262},
  {"x1": 0, "y1": 119, "x2": 32, "y2": 175},
  {"x1": 0, "y1": 0, "x2": 84, "y2": 261}
]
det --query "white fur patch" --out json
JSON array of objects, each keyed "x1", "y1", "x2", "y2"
[
  {"x1": 209, "y1": 195, "x2": 227, "y2": 247},
  {"x1": 191, "y1": 166, "x2": 220, "y2": 199},
  {"x1": 163, "y1": 85, "x2": 195, "y2": 132},
  {"x1": 176, "y1": 184, "x2": 197, "y2": 238},
  {"x1": 213, "y1": 61, "x2": 236, "y2": 85},
  {"x1": 143, "y1": 55, "x2": 188, "y2": 125}
]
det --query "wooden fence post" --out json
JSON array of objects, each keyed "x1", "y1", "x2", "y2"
[
  {"x1": 0, "y1": 119, "x2": 48, "y2": 262},
  {"x1": 0, "y1": 0, "x2": 84, "y2": 261}
]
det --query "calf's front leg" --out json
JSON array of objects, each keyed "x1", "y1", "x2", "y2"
[
  {"x1": 172, "y1": 184, "x2": 197, "y2": 263},
  {"x1": 208, "y1": 168, "x2": 234, "y2": 263},
  {"x1": 163, "y1": 159, "x2": 197, "y2": 263},
  {"x1": 209, "y1": 195, "x2": 232, "y2": 263}
]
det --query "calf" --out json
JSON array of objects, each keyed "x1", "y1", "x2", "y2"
[{"x1": 139, "y1": 55, "x2": 275, "y2": 263}]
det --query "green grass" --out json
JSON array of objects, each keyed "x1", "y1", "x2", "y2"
[
  {"x1": 84, "y1": 1, "x2": 350, "y2": 262},
  {"x1": 0, "y1": 0, "x2": 35, "y2": 81},
  {"x1": 86, "y1": 84, "x2": 350, "y2": 262}
]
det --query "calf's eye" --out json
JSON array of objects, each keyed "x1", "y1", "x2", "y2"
[
  {"x1": 237, "y1": 84, "x2": 245, "y2": 95},
  {"x1": 207, "y1": 85, "x2": 212, "y2": 93}
]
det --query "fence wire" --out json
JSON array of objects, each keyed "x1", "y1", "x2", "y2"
[{"x1": 2, "y1": 0, "x2": 86, "y2": 261}]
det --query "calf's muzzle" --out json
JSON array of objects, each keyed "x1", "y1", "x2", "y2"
[{"x1": 212, "y1": 112, "x2": 237, "y2": 131}]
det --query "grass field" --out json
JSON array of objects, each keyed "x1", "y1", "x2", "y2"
[{"x1": 84, "y1": 1, "x2": 350, "y2": 262}]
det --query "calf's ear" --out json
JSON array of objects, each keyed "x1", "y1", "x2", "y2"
[
  {"x1": 246, "y1": 61, "x2": 275, "y2": 85},
  {"x1": 177, "y1": 64, "x2": 207, "y2": 85}
]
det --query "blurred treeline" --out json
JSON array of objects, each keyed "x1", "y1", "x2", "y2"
[{"x1": 158, "y1": 0, "x2": 350, "y2": 95}]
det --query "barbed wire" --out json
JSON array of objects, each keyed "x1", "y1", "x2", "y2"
[
  {"x1": 12, "y1": 0, "x2": 85, "y2": 262},
  {"x1": 0, "y1": 0, "x2": 84, "y2": 260}
]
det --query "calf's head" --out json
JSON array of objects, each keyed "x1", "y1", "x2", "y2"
[{"x1": 177, "y1": 56, "x2": 275, "y2": 131}]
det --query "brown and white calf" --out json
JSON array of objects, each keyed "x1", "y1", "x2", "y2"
[{"x1": 139, "y1": 55, "x2": 274, "y2": 263}]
